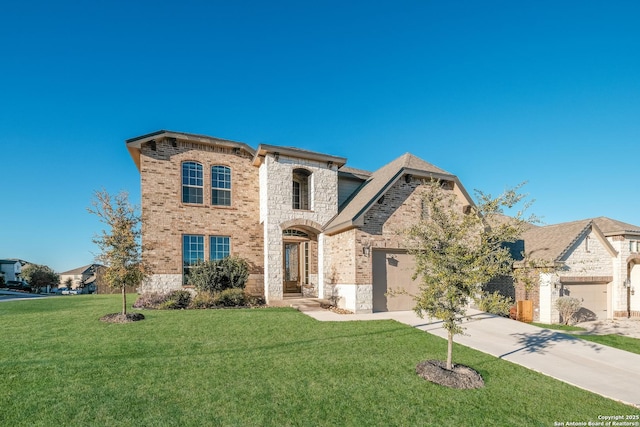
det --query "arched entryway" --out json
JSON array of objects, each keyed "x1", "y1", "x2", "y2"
[
  {"x1": 281, "y1": 220, "x2": 321, "y2": 297},
  {"x1": 625, "y1": 255, "x2": 640, "y2": 318}
]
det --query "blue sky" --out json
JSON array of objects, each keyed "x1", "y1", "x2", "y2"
[{"x1": 1, "y1": 0, "x2": 639, "y2": 273}]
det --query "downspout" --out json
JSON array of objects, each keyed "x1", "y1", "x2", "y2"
[{"x1": 627, "y1": 263, "x2": 631, "y2": 319}]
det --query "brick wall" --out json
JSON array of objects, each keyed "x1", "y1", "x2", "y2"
[
  {"x1": 324, "y1": 176, "x2": 467, "y2": 312},
  {"x1": 139, "y1": 137, "x2": 263, "y2": 295}
]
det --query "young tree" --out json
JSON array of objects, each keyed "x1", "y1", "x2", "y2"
[
  {"x1": 88, "y1": 190, "x2": 147, "y2": 315},
  {"x1": 404, "y1": 180, "x2": 534, "y2": 370},
  {"x1": 21, "y1": 264, "x2": 60, "y2": 293}
]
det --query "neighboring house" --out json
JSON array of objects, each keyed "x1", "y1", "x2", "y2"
[
  {"x1": 59, "y1": 264, "x2": 105, "y2": 294},
  {"x1": 518, "y1": 217, "x2": 640, "y2": 322},
  {"x1": 126, "y1": 130, "x2": 475, "y2": 313},
  {"x1": 0, "y1": 259, "x2": 23, "y2": 282}
]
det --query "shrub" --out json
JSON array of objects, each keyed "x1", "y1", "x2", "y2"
[
  {"x1": 160, "y1": 290, "x2": 192, "y2": 310},
  {"x1": 245, "y1": 294, "x2": 266, "y2": 307},
  {"x1": 476, "y1": 291, "x2": 513, "y2": 317},
  {"x1": 190, "y1": 291, "x2": 218, "y2": 309},
  {"x1": 190, "y1": 256, "x2": 249, "y2": 293},
  {"x1": 555, "y1": 296, "x2": 582, "y2": 325},
  {"x1": 133, "y1": 290, "x2": 191, "y2": 310},
  {"x1": 215, "y1": 288, "x2": 246, "y2": 307},
  {"x1": 133, "y1": 293, "x2": 168, "y2": 309}
]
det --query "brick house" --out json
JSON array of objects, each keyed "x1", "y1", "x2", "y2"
[
  {"x1": 517, "y1": 217, "x2": 640, "y2": 322},
  {"x1": 126, "y1": 130, "x2": 475, "y2": 313}
]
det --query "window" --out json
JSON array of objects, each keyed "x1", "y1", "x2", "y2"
[
  {"x1": 211, "y1": 165, "x2": 231, "y2": 206},
  {"x1": 210, "y1": 236, "x2": 230, "y2": 261},
  {"x1": 282, "y1": 229, "x2": 309, "y2": 238},
  {"x1": 292, "y1": 168, "x2": 311, "y2": 210},
  {"x1": 183, "y1": 235, "x2": 204, "y2": 283},
  {"x1": 631, "y1": 241, "x2": 639, "y2": 253},
  {"x1": 182, "y1": 162, "x2": 203, "y2": 204}
]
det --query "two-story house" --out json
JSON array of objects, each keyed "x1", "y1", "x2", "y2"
[
  {"x1": 126, "y1": 130, "x2": 475, "y2": 313},
  {"x1": 127, "y1": 130, "x2": 640, "y2": 319}
]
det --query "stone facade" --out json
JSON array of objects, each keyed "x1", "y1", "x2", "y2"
[
  {"x1": 535, "y1": 227, "x2": 640, "y2": 323},
  {"x1": 258, "y1": 152, "x2": 339, "y2": 302}
]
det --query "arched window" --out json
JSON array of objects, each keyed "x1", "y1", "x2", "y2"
[
  {"x1": 182, "y1": 162, "x2": 203, "y2": 204},
  {"x1": 292, "y1": 168, "x2": 311, "y2": 210},
  {"x1": 211, "y1": 165, "x2": 231, "y2": 206}
]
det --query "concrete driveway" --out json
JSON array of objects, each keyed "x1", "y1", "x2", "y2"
[{"x1": 302, "y1": 308, "x2": 640, "y2": 408}]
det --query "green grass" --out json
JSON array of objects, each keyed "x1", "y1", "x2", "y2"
[
  {"x1": 532, "y1": 323, "x2": 640, "y2": 355},
  {"x1": 1, "y1": 295, "x2": 637, "y2": 426},
  {"x1": 574, "y1": 334, "x2": 640, "y2": 355},
  {"x1": 530, "y1": 322, "x2": 587, "y2": 332}
]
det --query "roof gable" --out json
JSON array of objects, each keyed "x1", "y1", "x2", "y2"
[
  {"x1": 521, "y1": 219, "x2": 617, "y2": 262},
  {"x1": 324, "y1": 153, "x2": 472, "y2": 234},
  {"x1": 59, "y1": 264, "x2": 103, "y2": 276}
]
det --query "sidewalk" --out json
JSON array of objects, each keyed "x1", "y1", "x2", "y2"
[
  {"x1": 0, "y1": 290, "x2": 52, "y2": 301},
  {"x1": 302, "y1": 308, "x2": 640, "y2": 408}
]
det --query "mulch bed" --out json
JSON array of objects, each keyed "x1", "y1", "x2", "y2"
[
  {"x1": 99, "y1": 313, "x2": 145, "y2": 323},
  {"x1": 416, "y1": 360, "x2": 485, "y2": 389}
]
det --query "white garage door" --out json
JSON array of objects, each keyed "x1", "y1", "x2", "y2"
[
  {"x1": 372, "y1": 250, "x2": 419, "y2": 312},
  {"x1": 561, "y1": 283, "x2": 607, "y2": 321}
]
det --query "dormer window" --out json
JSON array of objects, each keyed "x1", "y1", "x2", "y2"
[
  {"x1": 182, "y1": 162, "x2": 203, "y2": 204},
  {"x1": 292, "y1": 168, "x2": 311, "y2": 210}
]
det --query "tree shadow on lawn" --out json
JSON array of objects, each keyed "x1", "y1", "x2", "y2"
[{"x1": 500, "y1": 328, "x2": 603, "y2": 358}]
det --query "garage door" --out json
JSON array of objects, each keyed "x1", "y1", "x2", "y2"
[
  {"x1": 372, "y1": 250, "x2": 419, "y2": 312},
  {"x1": 561, "y1": 283, "x2": 607, "y2": 321}
]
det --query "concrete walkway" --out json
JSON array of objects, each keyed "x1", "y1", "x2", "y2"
[{"x1": 302, "y1": 308, "x2": 640, "y2": 408}]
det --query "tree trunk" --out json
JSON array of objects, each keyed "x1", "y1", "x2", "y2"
[
  {"x1": 122, "y1": 286, "x2": 127, "y2": 315},
  {"x1": 446, "y1": 331, "x2": 453, "y2": 370}
]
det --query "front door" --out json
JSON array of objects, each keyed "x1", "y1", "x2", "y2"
[{"x1": 283, "y1": 242, "x2": 301, "y2": 293}]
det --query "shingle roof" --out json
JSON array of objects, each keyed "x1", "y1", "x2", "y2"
[
  {"x1": 521, "y1": 216, "x2": 639, "y2": 263},
  {"x1": 324, "y1": 153, "x2": 462, "y2": 234},
  {"x1": 338, "y1": 166, "x2": 372, "y2": 180},
  {"x1": 591, "y1": 217, "x2": 640, "y2": 236},
  {"x1": 521, "y1": 219, "x2": 594, "y2": 262},
  {"x1": 59, "y1": 264, "x2": 99, "y2": 276}
]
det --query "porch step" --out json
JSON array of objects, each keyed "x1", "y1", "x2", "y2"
[{"x1": 269, "y1": 297, "x2": 332, "y2": 312}]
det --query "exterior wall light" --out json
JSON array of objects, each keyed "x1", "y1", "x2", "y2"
[{"x1": 362, "y1": 241, "x2": 371, "y2": 257}]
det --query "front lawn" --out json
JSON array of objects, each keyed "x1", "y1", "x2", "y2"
[
  {"x1": 532, "y1": 322, "x2": 640, "y2": 355},
  {"x1": 1, "y1": 295, "x2": 636, "y2": 426}
]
